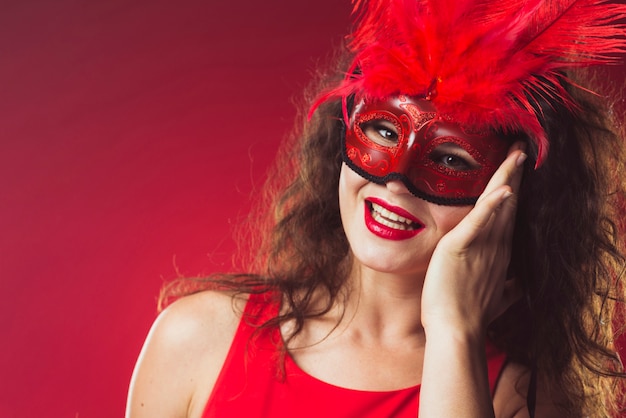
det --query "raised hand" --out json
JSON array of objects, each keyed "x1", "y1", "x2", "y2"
[{"x1": 421, "y1": 142, "x2": 526, "y2": 336}]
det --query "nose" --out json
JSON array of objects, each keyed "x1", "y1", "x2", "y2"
[{"x1": 385, "y1": 179, "x2": 412, "y2": 195}]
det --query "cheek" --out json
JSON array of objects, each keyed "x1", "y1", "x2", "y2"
[
  {"x1": 338, "y1": 164, "x2": 370, "y2": 231},
  {"x1": 429, "y1": 205, "x2": 472, "y2": 234},
  {"x1": 338, "y1": 164, "x2": 367, "y2": 204},
  {"x1": 338, "y1": 166, "x2": 355, "y2": 222}
]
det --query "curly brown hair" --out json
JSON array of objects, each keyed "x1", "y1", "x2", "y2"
[
  {"x1": 491, "y1": 69, "x2": 626, "y2": 416},
  {"x1": 160, "y1": 56, "x2": 626, "y2": 416}
]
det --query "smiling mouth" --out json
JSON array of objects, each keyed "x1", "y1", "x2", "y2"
[{"x1": 367, "y1": 201, "x2": 423, "y2": 231}]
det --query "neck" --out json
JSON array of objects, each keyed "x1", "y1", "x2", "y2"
[{"x1": 336, "y1": 261, "x2": 427, "y2": 346}]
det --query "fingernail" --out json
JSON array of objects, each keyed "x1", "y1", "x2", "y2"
[
  {"x1": 502, "y1": 190, "x2": 513, "y2": 200},
  {"x1": 516, "y1": 152, "x2": 527, "y2": 167}
]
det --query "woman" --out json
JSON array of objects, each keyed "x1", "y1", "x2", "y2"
[{"x1": 127, "y1": 0, "x2": 626, "y2": 416}]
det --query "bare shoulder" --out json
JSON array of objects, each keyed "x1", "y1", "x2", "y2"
[
  {"x1": 126, "y1": 290, "x2": 248, "y2": 418},
  {"x1": 493, "y1": 361, "x2": 568, "y2": 418}
]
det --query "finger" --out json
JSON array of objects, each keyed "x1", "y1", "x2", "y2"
[
  {"x1": 448, "y1": 186, "x2": 513, "y2": 247},
  {"x1": 444, "y1": 142, "x2": 526, "y2": 248},
  {"x1": 477, "y1": 141, "x2": 526, "y2": 205},
  {"x1": 479, "y1": 141, "x2": 526, "y2": 238},
  {"x1": 492, "y1": 148, "x2": 526, "y2": 239}
]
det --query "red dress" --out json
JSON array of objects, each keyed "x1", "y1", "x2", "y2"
[{"x1": 203, "y1": 292, "x2": 507, "y2": 417}]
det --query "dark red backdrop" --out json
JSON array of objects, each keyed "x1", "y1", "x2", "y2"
[
  {"x1": 0, "y1": 2, "x2": 623, "y2": 418},
  {"x1": 0, "y1": 1, "x2": 348, "y2": 417}
]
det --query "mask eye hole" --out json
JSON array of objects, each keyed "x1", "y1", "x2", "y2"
[
  {"x1": 359, "y1": 119, "x2": 400, "y2": 146},
  {"x1": 429, "y1": 142, "x2": 481, "y2": 171}
]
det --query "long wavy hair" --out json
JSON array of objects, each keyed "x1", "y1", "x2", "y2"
[
  {"x1": 492, "y1": 69, "x2": 626, "y2": 416},
  {"x1": 160, "y1": 55, "x2": 626, "y2": 416}
]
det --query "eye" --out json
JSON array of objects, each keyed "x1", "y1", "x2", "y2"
[
  {"x1": 360, "y1": 119, "x2": 399, "y2": 146},
  {"x1": 439, "y1": 154, "x2": 472, "y2": 170},
  {"x1": 430, "y1": 143, "x2": 480, "y2": 171}
]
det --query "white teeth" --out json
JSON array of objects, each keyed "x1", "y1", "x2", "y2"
[
  {"x1": 370, "y1": 202, "x2": 416, "y2": 230},
  {"x1": 372, "y1": 210, "x2": 409, "y2": 230}
]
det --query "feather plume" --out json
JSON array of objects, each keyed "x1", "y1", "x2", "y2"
[{"x1": 312, "y1": 0, "x2": 626, "y2": 165}]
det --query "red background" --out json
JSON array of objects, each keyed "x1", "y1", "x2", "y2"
[
  {"x1": 0, "y1": 2, "x2": 623, "y2": 418},
  {"x1": 0, "y1": 1, "x2": 348, "y2": 417}
]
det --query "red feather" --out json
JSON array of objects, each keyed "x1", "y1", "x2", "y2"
[{"x1": 312, "y1": 0, "x2": 626, "y2": 166}]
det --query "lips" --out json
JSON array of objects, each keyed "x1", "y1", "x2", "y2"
[{"x1": 364, "y1": 197, "x2": 425, "y2": 240}]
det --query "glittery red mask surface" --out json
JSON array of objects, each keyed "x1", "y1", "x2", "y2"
[{"x1": 343, "y1": 96, "x2": 509, "y2": 205}]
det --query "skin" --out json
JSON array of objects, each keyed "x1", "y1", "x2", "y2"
[{"x1": 126, "y1": 143, "x2": 563, "y2": 417}]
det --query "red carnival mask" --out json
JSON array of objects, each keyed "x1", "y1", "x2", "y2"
[{"x1": 343, "y1": 96, "x2": 509, "y2": 205}]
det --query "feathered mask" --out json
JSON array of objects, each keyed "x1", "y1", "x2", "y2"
[{"x1": 312, "y1": 0, "x2": 626, "y2": 165}]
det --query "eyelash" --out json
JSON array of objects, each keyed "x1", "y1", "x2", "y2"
[
  {"x1": 361, "y1": 121, "x2": 399, "y2": 144},
  {"x1": 430, "y1": 150, "x2": 475, "y2": 170}
]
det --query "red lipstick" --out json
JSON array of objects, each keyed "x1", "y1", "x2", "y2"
[{"x1": 364, "y1": 197, "x2": 424, "y2": 240}]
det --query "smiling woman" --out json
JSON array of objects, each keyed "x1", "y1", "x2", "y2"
[{"x1": 126, "y1": 0, "x2": 626, "y2": 417}]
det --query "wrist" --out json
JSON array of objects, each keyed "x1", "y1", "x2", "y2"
[{"x1": 423, "y1": 320, "x2": 487, "y2": 347}]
